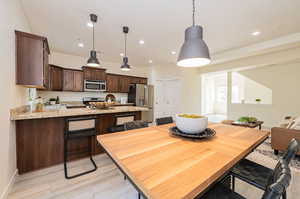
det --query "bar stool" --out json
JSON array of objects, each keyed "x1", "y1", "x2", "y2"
[
  {"x1": 156, "y1": 116, "x2": 173, "y2": 126},
  {"x1": 64, "y1": 116, "x2": 98, "y2": 179}
]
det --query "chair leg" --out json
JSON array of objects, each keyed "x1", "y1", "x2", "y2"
[
  {"x1": 63, "y1": 139, "x2": 68, "y2": 179},
  {"x1": 138, "y1": 192, "x2": 141, "y2": 199},
  {"x1": 283, "y1": 190, "x2": 287, "y2": 199},
  {"x1": 274, "y1": 150, "x2": 279, "y2": 155},
  {"x1": 64, "y1": 137, "x2": 98, "y2": 179},
  {"x1": 124, "y1": 175, "x2": 127, "y2": 180},
  {"x1": 232, "y1": 175, "x2": 235, "y2": 191}
]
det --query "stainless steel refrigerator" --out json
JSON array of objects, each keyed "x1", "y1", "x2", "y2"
[{"x1": 128, "y1": 84, "x2": 154, "y2": 123}]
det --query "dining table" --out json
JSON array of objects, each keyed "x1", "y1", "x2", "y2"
[{"x1": 98, "y1": 123, "x2": 269, "y2": 199}]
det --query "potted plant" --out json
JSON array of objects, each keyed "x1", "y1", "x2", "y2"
[
  {"x1": 238, "y1": 116, "x2": 258, "y2": 124},
  {"x1": 255, "y1": 98, "x2": 261, "y2": 104}
]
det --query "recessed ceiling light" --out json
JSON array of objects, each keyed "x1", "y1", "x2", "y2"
[
  {"x1": 252, "y1": 31, "x2": 261, "y2": 36},
  {"x1": 120, "y1": 53, "x2": 124, "y2": 57},
  {"x1": 149, "y1": 60, "x2": 153, "y2": 63},
  {"x1": 78, "y1": 42, "x2": 84, "y2": 48},
  {"x1": 139, "y1": 40, "x2": 145, "y2": 45},
  {"x1": 171, "y1": 51, "x2": 176, "y2": 55},
  {"x1": 87, "y1": 22, "x2": 94, "y2": 28}
]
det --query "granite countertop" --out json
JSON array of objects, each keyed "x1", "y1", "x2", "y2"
[{"x1": 11, "y1": 106, "x2": 149, "y2": 121}]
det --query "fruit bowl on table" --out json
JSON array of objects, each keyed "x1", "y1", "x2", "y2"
[{"x1": 175, "y1": 114, "x2": 208, "y2": 134}]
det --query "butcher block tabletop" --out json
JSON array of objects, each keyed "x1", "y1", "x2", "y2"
[{"x1": 98, "y1": 123, "x2": 269, "y2": 199}]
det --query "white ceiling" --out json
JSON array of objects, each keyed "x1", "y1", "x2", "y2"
[{"x1": 21, "y1": 0, "x2": 300, "y2": 67}]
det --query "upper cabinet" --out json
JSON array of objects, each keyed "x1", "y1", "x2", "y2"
[
  {"x1": 106, "y1": 74, "x2": 120, "y2": 93},
  {"x1": 106, "y1": 74, "x2": 147, "y2": 93},
  {"x1": 62, "y1": 69, "x2": 83, "y2": 92},
  {"x1": 82, "y1": 66, "x2": 106, "y2": 81},
  {"x1": 14, "y1": 31, "x2": 147, "y2": 93},
  {"x1": 130, "y1": 76, "x2": 147, "y2": 84},
  {"x1": 15, "y1": 31, "x2": 50, "y2": 89},
  {"x1": 106, "y1": 74, "x2": 130, "y2": 93},
  {"x1": 49, "y1": 65, "x2": 63, "y2": 91}
]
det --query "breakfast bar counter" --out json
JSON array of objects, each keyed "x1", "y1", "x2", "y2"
[
  {"x1": 11, "y1": 106, "x2": 148, "y2": 120},
  {"x1": 12, "y1": 106, "x2": 148, "y2": 174}
]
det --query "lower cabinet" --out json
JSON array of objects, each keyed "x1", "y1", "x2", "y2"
[{"x1": 16, "y1": 112, "x2": 142, "y2": 174}]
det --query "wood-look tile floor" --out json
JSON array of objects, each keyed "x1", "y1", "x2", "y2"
[
  {"x1": 8, "y1": 155, "x2": 138, "y2": 199},
  {"x1": 8, "y1": 153, "x2": 300, "y2": 199}
]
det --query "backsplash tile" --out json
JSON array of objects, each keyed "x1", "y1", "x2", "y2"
[{"x1": 37, "y1": 91, "x2": 127, "y2": 103}]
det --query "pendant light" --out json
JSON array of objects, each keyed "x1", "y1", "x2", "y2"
[
  {"x1": 177, "y1": 0, "x2": 211, "y2": 67},
  {"x1": 120, "y1": 26, "x2": 131, "y2": 71},
  {"x1": 87, "y1": 14, "x2": 100, "y2": 67}
]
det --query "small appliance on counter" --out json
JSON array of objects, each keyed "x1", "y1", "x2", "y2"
[{"x1": 128, "y1": 84, "x2": 154, "y2": 123}]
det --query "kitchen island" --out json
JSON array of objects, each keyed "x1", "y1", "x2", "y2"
[{"x1": 11, "y1": 106, "x2": 148, "y2": 174}]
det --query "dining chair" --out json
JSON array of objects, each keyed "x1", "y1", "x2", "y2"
[
  {"x1": 123, "y1": 120, "x2": 149, "y2": 199},
  {"x1": 201, "y1": 156, "x2": 292, "y2": 199},
  {"x1": 156, "y1": 116, "x2": 173, "y2": 125},
  {"x1": 230, "y1": 138, "x2": 299, "y2": 192},
  {"x1": 124, "y1": 120, "x2": 149, "y2": 130}
]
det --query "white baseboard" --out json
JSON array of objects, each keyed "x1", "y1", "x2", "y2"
[{"x1": 0, "y1": 170, "x2": 18, "y2": 199}]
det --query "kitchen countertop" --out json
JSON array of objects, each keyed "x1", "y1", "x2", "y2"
[{"x1": 11, "y1": 106, "x2": 149, "y2": 121}]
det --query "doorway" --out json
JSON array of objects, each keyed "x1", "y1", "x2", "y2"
[
  {"x1": 201, "y1": 73, "x2": 227, "y2": 122},
  {"x1": 154, "y1": 78, "x2": 182, "y2": 120}
]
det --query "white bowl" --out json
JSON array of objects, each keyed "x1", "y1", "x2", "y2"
[{"x1": 175, "y1": 114, "x2": 208, "y2": 134}]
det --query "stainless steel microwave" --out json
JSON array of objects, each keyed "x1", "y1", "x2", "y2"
[{"x1": 84, "y1": 80, "x2": 106, "y2": 92}]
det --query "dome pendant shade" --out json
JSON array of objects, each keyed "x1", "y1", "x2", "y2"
[
  {"x1": 177, "y1": 26, "x2": 211, "y2": 67},
  {"x1": 120, "y1": 57, "x2": 131, "y2": 71},
  {"x1": 87, "y1": 50, "x2": 100, "y2": 67}
]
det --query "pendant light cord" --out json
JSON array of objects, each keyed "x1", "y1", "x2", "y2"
[
  {"x1": 124, "y1": 33, "x2": 127, "y2": 57},
  {"x1": 192, "y1": 0, "x2": 195, "y2": 26},
  {"x1": 92, "y1": 23, "x2": 95, "y2": 50}
]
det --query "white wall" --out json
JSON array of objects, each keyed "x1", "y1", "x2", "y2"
[
  {"x1": 149, "y1": 64, "x2": 202, "y2": 118},
  {"x1": 38, "y1": 52, "x2": 151, "y2": 102},
  {"x1": 199, "y1": 46, "x2": 300, "y2": 128},
  {"x1": 232, "y1": 72, "x2": 272, "y2": 104},
  {"x1": 0, "y1": 0, "x2": 31, "y2": 198},
  {"x1": 228, "y1": 62, "x2": 300, "y2": 128}
]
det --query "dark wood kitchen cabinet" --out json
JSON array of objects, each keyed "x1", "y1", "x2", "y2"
[
  {"x1": 15, "y1": 31, "x2": 50, "y2": 89},
  {"x1": 82, "y1": 66, "x2": 106, "y2": 81},
  {"x1": 16, "y1": 118, "x2": 90, "y2": 174},
  {"x1": 73, "y1": 70, "x2": 84, "y2": 91},
  {"x1": 106, "y1": 74, "x2": 121, "y2": 93},
  {"x1": 129, "y1": 76, "x2": 147, "y2": 84},
  {"x1": 106, "y1": 74, "x2": 130, "y2": 93},
  {"x1": 63, "y1": 69, "x2": 83, "y2": 92},
  {"x1": 106, "y1": 74, "x2": 147, "y2": 93},
  {"x1": 49, "y1": 65, "x2": 63, "y2": 91},
  {"x1": 119, "y1": 76, "x2": 130, "y2": 92}
]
